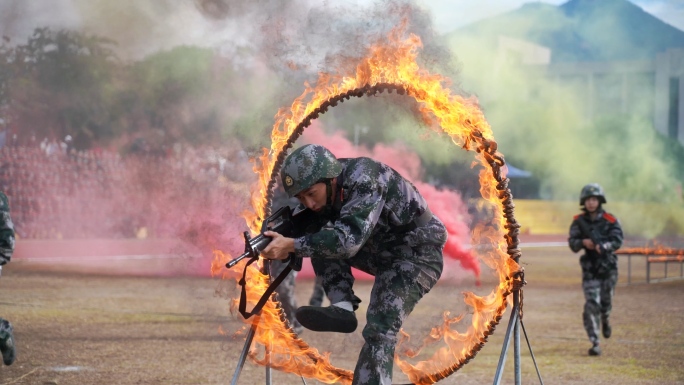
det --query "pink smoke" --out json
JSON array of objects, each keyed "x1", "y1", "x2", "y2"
[
  {"x1": 300, "y1": 123, "x2": 480, "y2": 279},
  {"x1": 2, "y1": 143, "x2": 252, "y2": 276}
]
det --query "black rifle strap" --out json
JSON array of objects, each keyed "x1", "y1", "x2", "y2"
[
  {"x1": 391, "y1": 207, "x2": 433, "y2": 234},
  {"x1": 238, "y1": 257, "x2": 295, "y2": 319}
]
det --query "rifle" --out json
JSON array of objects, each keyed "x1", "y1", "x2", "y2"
[
  {"x1": 576, "y1": 216, "x2": 615, "y2": 275},
  {"x1": 226, "y1": 205, "x2": 317, "y2": 319},
  {"x1": 225, "y1": 205, "x2": 303, "y2": 270},
  {"x1": 575, "y1": 216, "x2": 606, "y2": 256}
]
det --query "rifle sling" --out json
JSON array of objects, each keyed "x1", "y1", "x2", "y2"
[
  {"x1": 238, "y1": 256, "x2": 297, "y2": 319},
  {"x1": 391, "y1": 207, "x2": 433, "y2": 234}
]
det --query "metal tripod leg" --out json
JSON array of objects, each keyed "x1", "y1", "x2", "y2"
[
  {"x1": 514, "y1": 291, "x2": 521, "y2": 385},
  {"x1": 230, "y1": 317, "x2": 261, "y2": 385},
  {"x1": 229, "y1": 260, "x2": 311, "y2": 385},
  {"x1": 265, "y1": 346, "x2": 272, "y2": 385},
  {"x1": 229, "y1": 316, "x2": 274, "y2": 385},
  {"x1": 493, "y1": 289, "x2": 522, "y2": 385}
]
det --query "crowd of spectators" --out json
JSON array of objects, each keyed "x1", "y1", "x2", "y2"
[{"x1": 0, "y1": 139, "x2": 255, "y2": 240}]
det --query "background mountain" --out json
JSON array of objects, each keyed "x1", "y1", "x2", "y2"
[
  {"x1": 448, "y1": 0, "x2": 684, "y2": 62},
  {"x1": 438, "y1": 0, "x2": 684, "y2": 207}
]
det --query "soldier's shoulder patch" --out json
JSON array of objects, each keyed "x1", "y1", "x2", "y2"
[
  {"x1": 602, "y1": 212, "x2": 617, "y2": 223},
  {"x1": 573, "y1": 214, "x2": 581, "y2": 220}
]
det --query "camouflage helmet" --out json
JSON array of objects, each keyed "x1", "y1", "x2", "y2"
[
  {"x1": 580, "y1": 183, "x2": 607, "y2": 205},
  {"x1": 280, "y1": 144, "x2": 342, "y2": 198}
]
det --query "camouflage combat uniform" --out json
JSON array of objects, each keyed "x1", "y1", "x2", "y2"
[
  {"x1": 308, "y1": 275, "x2": 325, "y2": 306},
  {"x1": 0, "y1": 192, "x2": 14, "y2": 266},
  {"x1": 0, "y1": 191, "x2": 17, "y2": 365},
  {"x1": 568, "y1": 208, "x2": 623, "y2": 346},
  {"x1": 293, "y1": 157, "x2": 447, "y2": 385}
]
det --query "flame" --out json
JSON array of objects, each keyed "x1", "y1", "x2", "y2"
[
  {"x1": 210, "y1": 20, "x2": 521, "y2": 385},
  {"x1": 617, "y1": 246, "x2": 684, "y2": 263},
  {"x1": 617, "y1": 246, "x2": 684, "y2": 256},
  {"x1": 212, "y1": 249, "x2": 354, "y2": 383}
]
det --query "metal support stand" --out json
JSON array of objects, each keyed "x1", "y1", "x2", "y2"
[
  {"x1": 492, "y1": 288, "x2": 544, "y2": 385},
  {"x1": 228, "y1": 260, "x2": 308, "y2": 385},
  {"x1": 265, "y1": 342, "x2": 272, "y2": 385},
  {"x1": 230, "y1": 260, "x2": 273, "y2": 385},
  {"x1": 230, "y1": 318, "x2": 263, "y2": 385}
]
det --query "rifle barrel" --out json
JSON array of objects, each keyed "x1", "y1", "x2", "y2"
[{"x1": 225, "y1": 251, "x2": 253, "y2": 268}]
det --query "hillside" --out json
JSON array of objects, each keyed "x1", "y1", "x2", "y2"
[{"x1": 447, "y1": 0, "x2": 684, "y2": 62}]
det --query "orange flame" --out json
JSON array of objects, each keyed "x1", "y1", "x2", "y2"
[
  {"x1": 617, "y1": 246, "x2": 684, "y2": 256},
  {"x1": 616, "y1": 245, "x2": 684, "y2": 263},
  {"x1": 211, "y1": 20, "x2": 520, "y2": 385}
]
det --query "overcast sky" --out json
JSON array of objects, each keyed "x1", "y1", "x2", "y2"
[
  {"x1": 397, "y1": 0, "x2": 684, "y2": 33},
  {"x1": 1, "y1": 0, "x2": 683, "y2": 51}
]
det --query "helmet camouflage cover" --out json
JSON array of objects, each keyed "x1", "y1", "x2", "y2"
[
  {"x1": 280, "y1": 144, "x2": 342, "y2": 198},
  {"x1": 580, "y1": 183, "x2": 607, "y2": 205}
]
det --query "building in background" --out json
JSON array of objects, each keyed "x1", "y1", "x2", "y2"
[
  {"x1": 450, "y1": 0, "x2": 684, "y2": 145},
  {"x1": 530, "y1": 48, "x2": 684, "y2": 144}
]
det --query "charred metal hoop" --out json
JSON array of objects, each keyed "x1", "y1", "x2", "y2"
[{"x1": 254, "y1": 82, "x2": 522, "y2": 384}]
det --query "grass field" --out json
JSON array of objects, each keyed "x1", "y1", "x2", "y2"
[{"x1": 0, "y1": 246, "x2": 682, "y2": 385}]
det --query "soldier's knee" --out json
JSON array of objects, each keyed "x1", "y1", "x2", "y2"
[
  {"x1": 584, "y1": 300, "x2": 600, "y2": 314},
  {"x1": 362, "y1": 323, "x2": 397, "y2": 346}
]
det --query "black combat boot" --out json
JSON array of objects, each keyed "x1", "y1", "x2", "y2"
[
  {"x1": 0, "y1": 319, "x2": 16, "y2": 365},
  {"x1": 588, "y1": 342, "x2": 601, "y2": 356},
  {"x1": 295, "y1": 305, "x2": 357, "y2": 333},
  {"x1": 601, "y1": 317, "x2": 611, "y2": 339}
]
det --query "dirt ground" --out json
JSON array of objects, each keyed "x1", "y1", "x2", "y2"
[{"x1": 0, "y1": 246, "x2": 683, "y2": 385}]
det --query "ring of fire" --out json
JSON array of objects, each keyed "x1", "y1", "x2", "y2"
[{"x1": 212, "y1": 25, "x2": 523, "y2": 385}]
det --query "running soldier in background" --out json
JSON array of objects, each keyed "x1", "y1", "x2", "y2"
[
  {"x1": 568, "y1": 183, "x2": 623, "y2": 357},
  {"x1": 262, "y1": 144, "x2": 446, "y2": 385},
  {"x1": 0, "y1": 191, "x2": 17, "y2": 365}
]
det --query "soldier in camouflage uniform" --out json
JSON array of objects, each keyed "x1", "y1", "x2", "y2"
[
  {"x1": 0, "y1": 191, "x2": 17, "y2": 366},
  {"x1": 262, "y1": 144, "x2": 446, "y2": 385},
  {"x1": 568, "y1": 183, "x2": 623, "y2": 357},
  {"x1": 308, "y1": 275, "x2": 325, "y2": 306}
]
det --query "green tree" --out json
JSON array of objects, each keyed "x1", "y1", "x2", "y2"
[
  {"x1": 126, "y1": 46, "x2": 219, "y2": 147},
  {"x1": 5, "y1": 28, "x2": 119, "y2": 147}
]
